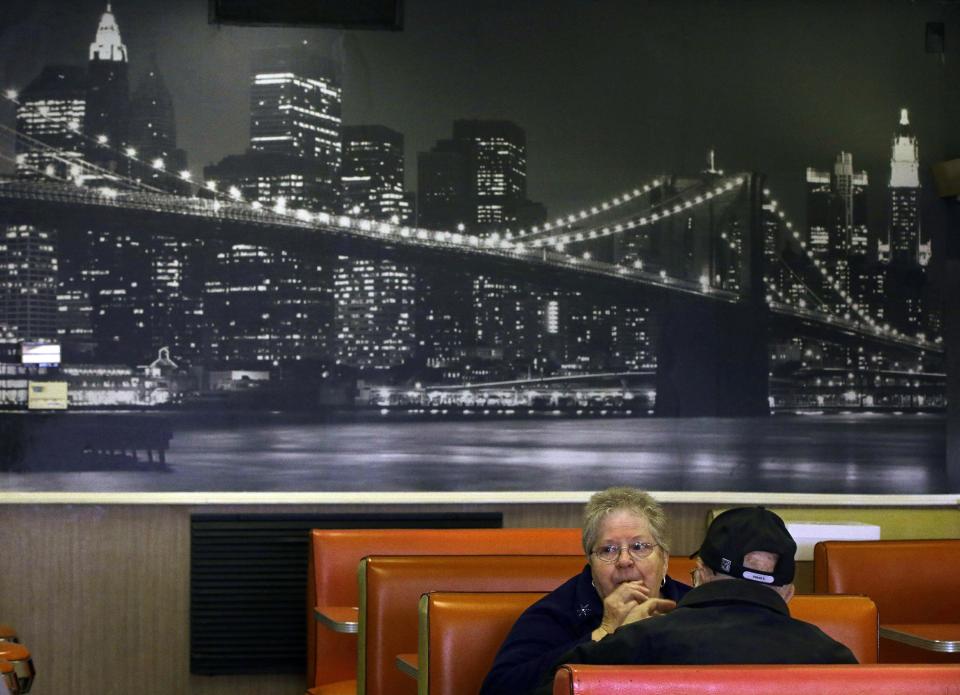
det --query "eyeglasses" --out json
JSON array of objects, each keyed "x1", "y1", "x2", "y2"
[{"x1": 591, "y1": 541, "x2": 659, "y2": 564}]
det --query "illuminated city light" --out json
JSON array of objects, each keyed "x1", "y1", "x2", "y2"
[
  {"x1": 125, "y1": 146, "x2": 137, "y2": 157},
  {"x1": 96, "y1": 134, "x2": 108, "y2": 145}
]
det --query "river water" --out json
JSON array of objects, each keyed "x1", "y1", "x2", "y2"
[{"x1": 0, "y1": 411, "x2": 950, "y2": 493}]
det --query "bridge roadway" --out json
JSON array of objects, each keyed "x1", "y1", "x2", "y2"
[
  {"x1": 0, "y1": 179, "x2": 941, "y2": 357},
  {"x1": 0, "y1": 179, "x2": 729, "y2": 299}
]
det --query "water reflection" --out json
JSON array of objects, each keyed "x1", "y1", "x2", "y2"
[{"x1": 0, "y1": 412, "x2": 948, "y2": 493}]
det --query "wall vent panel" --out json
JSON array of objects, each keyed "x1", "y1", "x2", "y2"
[{"x1": 190, "y1": 512, "x2": 502, "y2": 675}]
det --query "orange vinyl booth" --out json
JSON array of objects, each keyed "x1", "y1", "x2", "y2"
[
  {"x1": 814, "y1": 539, "x2": 960, "y2": 663},
  {"x1": 0, "y1": 643, "x2": 33, "y2": 695},
  {"x1": 551, "y1": 664, "x2": 960, "y2": 695},
  {"x1": 414, "y1": 558, "x2": 699, "y2": 695},
  {"x1": 0, "y1": 660, "x2": 17, "y2": 695},
  {"x1": 306, "y1": 528, "x2": 583, "y2": 694},
  {"x1": 416, "y1": 591, "x2": 877, "y2": 695},
  {"x1": 356, "y1": 555, "x2": 586, "y2": 695}
]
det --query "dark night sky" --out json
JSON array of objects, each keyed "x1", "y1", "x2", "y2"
[{"x1": 0, "y1": 0, "x2": 957, "y2": 225}]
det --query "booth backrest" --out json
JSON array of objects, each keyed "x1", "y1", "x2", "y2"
[
  {"x1": 813, "y1": 539, "x2": 960, "y2": 623},
  {"x1": 419, "y1": 591, "x2": 545, "y2": 695},
  {"x1": 410, "y1": 559, "x2": 694, "y2": 695},
  {"x1": 307, "y1": 527, "x2": 582, "y2": 687},
  {"x1": 416, "y1": 591, "x2": 876, "y2": 695},
  {"x1": 665, "y1": 557, "x2": 697, "y2": 585},
  {"x1": 789, "y1": 594, "x2": 878, "y2": 664},
  {"x1": 360, "y1": 554, "x2": 586, "y2": 695},
  {"x1": 552, "y1": 664, "x2": 960, "y2": 695}
]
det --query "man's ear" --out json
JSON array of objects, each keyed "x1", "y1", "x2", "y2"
[{"x1": 779, "y1": 582, "x2": 795, "y2": 603}]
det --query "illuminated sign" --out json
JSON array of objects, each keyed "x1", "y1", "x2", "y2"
[
  {"x1": 27, "y1": 381, "x2": 68, "y2": 410},
  {"x1": 22, "y1": 342, "x2": 61, "y2": 366}
]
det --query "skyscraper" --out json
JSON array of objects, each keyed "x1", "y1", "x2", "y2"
[
  {"x1": 84, "y1": 3, "x2": 129, "y2": 169},
  {"x1": 453, "y1": 119, "x2": 527, "y2": 226},
  {"x1": 0, "y1": 224, "x2": 59, "y2": 342},
  {"x1": 205, "y1": 46, "x2": 343, "y2": 213},
  {"x1": 417, "y1": 119, "x2": 545, "y2": 232},
  {"x1": 333, "y1": 256, "x2": 416, "y2": 372},
  {"x1": 341, "y1": 125, "x2": 406, "y2": 220},
  {"x1": 250, "y1": 48, "x2": 341, "y2": 162},
  {"x1": 14, "y1": 65, "x2": 88, "y2": 181},
  {"x1": 884, "y1": 109, "x2": 926, "y2": 334},
  {"x1": 805, "y1": 153, "x2": 870, "y2": 315},
  {"x1": 417, "y1": 143, "x2": 471, "y2": 230},
  {"x1": 833, "y1": 153, "x2": 869, "y2": 257},
  {"x1": 128, "y1": 57, "x2": 188, "y2": 191},
  {"x1": 335, "y1": 125, "x2": 418, "y2": 373},
  {"x1": 886, "y1": 108, "x2": 921, "y2": 266},
  {"x1": 251, "y1": 45, "x2": 341, "y2": 212},
  {"x1": 203, "y1": 242, "x2": 331, "y2": 367},
  {"x1": 805, "y1": 168, "x2": 832, "y2": 258}
]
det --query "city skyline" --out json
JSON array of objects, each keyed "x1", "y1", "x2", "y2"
[
  {"x1": 4, "y1": 3, "x2": 941, "y2": 408},
  {"x1": 0, "y1": 0, "x2": 956, "y2": 226},
  {"x1": 0, "y1": 1, "x2": 945, "y2": 386}
]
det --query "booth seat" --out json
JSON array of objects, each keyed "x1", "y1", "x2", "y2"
[
  {"x1": 416, "y1": 591, "x2": 876, "y2": 695},
  {"x1": 0, "y1": 643, "x2": 32, "y2": 694},
  {"x1": 307, "y1": 527, "x2": 582, "y2": 692},
  {"x1": 409, "y1": 557, "x2": 695, "y2": 695},
  {"x1": 552, "y1": 664, "x2": 960, "y2": 695},
  {"x1": 0, "y1": 660, "x2": 16, "y2": 695},
  {"x1": 418, "y1": 591, "x2": 544, "y2": 695},
  {"x1": 790, "y1": 594, "x2": 878, "y2": 663},
  {"x1": 358, "y1": 554, "x2": 587, "y2": 695},
  {"x1": 814, "y1": 539, "x2": 960, "y2": 662}
]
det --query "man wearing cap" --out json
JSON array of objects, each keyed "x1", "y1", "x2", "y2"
[{"x1": 533, "y1": 507, "x2": 855, "y2": 693}]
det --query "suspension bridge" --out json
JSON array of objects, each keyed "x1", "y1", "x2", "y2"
[{"x1": 0, "y1": 92, "x2": 944, "y2": 416}]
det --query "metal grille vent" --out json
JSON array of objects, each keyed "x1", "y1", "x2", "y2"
[{"x1": 189, "y1": 512, "x2": 502, "y2": 675}]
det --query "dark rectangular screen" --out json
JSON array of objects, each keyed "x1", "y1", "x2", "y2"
[{"x1": 210, "y1": 0, "x2": 403, "y2": 29}]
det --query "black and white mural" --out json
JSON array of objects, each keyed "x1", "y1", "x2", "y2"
[{"x1": 0, "y1": 0, "x2": 956, "y2": 492}]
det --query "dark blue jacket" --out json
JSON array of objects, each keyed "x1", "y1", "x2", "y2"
[{"x1": 479, "y1": 564, "x2": 690, "y2": 695}]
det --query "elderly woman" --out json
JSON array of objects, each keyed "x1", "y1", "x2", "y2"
[{"x1": 479, "y1": 487, "x2": 690, "y2": 695}]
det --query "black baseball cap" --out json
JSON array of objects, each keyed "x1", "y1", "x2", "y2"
[{"x1": 690, "y1": 507, "x2": 797, "y2": 586}]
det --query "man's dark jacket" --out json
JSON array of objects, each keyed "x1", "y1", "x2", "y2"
[{"x1": 533, "y1": 578, "x2": 857, "y2": 695}]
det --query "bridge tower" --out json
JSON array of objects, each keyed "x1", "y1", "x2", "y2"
[{"x1": 654, "y1": 173, "x2": 769, "y2": 417}]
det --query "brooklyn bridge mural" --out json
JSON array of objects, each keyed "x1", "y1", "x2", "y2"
[{"x1": 0, "y1": 0, "x2": 955, "y2": 492}]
